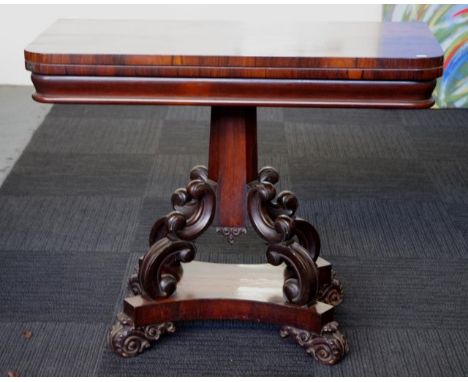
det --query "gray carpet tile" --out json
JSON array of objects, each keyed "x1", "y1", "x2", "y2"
[
  {"x1": 258, "y1": 154, "x2": 292, "y2": 190},
  {"x1": 129, "y1": 197, "x2": 172, "y2": 252},
  {"x1": 403, "y1": 121, "x2": 468, "y2": 162},
  {"x1": 0, "y1": 250, "x2": 128, "y2": 323},
  {"x1": 27, "y1": 116, "x2": 162, "y2": 155},
  {"x1": 166, "y1": 106, "x2": 210, "y2": 122},
  {"x1": 0, "y1": 321, "x2": 106, "y2": 377},
  {"x1": 282, "y1": 108, "x2": 405, "y2": 127},
  {"x1": 331, "y1": 256, "x2": 468, "y2": 330},
  {"x1": 258, "y1": 121, "x2": 289, "y2": 156},
  {"x1": 340, "y1": 327, "x2": 468, "y2": 377},
  {"x1": 46, "y1": 104, "x2": 169, "y2": 121},
  {"x1": 447, "y1": 203, "x2": 468, "y2": 243},
  {"x1": 0, "y1": 152, "x2": 152, "y2": 197},
  {"x1": 0, "y1": 196, "x2": 141, "y2": 252},
  {"x1": 285, "y1": 122, "x2": 416, "y2": 159},
  {"x1": 400, "y1": 109, "x2": 468, "y2": 128},
  {"x1": 298, "y1": 199, "x2": 468, "y2": 259},
  {"x1": 158, "y1": 120, "x2": 209, "y2": 155},
  {"x1": 424, "y1": 160, "x2": 468, "y2": 204},
  {"x1": 288, "y1": 157, "x2": 440, "y2": 202},
  {"x1": 1, "y1": 105, "x2": 468, "y2": 376},
  {"x1": 144, "y1": 154, "x2": 208, "y2": 198},
  {"x1": 258, "y1": 107, "x2": 284, "y2": 122}
]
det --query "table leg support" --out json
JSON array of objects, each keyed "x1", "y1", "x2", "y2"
[{"x1": 109, "y1": 105, "x2": 348, "y2": 365}]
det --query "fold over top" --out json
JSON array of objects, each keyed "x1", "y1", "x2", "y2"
[{"x1": 25, "y1": 19, "x2": 444, "y2": 80}]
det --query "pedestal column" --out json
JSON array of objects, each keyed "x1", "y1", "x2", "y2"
[{"x1": 208, "y1": 106, "x2": 258, "y2": 235}]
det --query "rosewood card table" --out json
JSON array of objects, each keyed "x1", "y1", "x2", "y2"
[{"x1": 25, "y1": 19, "x2": 443, "y2": 365}]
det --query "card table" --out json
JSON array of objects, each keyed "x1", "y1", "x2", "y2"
[{"x1": 25, "y1": 19, "x2": 443, "y2": 365}]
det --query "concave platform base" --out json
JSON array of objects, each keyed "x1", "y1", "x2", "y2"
[{"x1": 110, "y1": 260, "x2": 348, "y2": 365}]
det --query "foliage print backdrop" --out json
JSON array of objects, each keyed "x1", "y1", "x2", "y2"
[{"x1": 384, "y1": 4, "x2": 467, "y2": 108}]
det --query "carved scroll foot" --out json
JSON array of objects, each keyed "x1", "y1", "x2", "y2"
[
  {"x1": 317, "y1": 271, "x2": 344, "y2": 306},
  {"x1": 280, "y1": 321, "x2": 349, "y2": 365},
  {"x1": 216, "y1": 226, "x2": 247, "y2": 244},
  {"x1": 109, "y1": 313, "x2": 175, "y2": 358}
]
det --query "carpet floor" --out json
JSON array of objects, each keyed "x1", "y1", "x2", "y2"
[{"x1": 0, "y1": 105, "x2": 467, "y2": 376}]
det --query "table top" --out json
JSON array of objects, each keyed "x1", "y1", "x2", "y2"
[
  {"x1": 25, "y1": 19, "x2": 443, "y2": 108},
  {"x1": 25, "y1": 19, "x2": 443, "y2": 76}
]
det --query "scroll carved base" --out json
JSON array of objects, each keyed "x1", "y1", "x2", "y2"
[
  {"x1": 111, "y1": 164, "x2": 347, "y2": 366},
  {"x1": 280, "y1": 321, "x2": 349, "y2": 365},
  {"x1": 109, "y1": 313, "x2": 175, "y2": 358}
]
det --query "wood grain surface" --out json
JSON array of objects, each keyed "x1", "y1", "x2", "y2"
[
  {"x1": 124, "y1": 260, "x2": 334, "y2": 332},
  {"x1": 25, "y1": 20, "x2": 443, "y2": 69},
  {"x1": 30, "y1": 74, "x2": 438, "y2": 108},
  {"x1": 25, "y1": 19, "x2": 443, "y2": 107},
  {"x1": 25, "y1": 20, "x2": 443, "y2": 79}
]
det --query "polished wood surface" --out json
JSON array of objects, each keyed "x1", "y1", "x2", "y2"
[
  {"x1": 209, "y1": 107, "x2": 257, "y2": 228},
  {"x1": 124, "y1": 260, "x2": 333, "y2": 332},
  {"x1": 26, "y1": 62, "x2": 443, "y2": 81},
  {"x1": 30, "y1": 74, "x2": 437, "y2": 108},
  {"x1": 25, "y1": 19, "x2": 443, "y2": 71},
  {"x1": 25, "y1": 20, "x2": 443, "y2": 108}
]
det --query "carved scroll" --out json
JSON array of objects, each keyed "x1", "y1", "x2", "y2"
[
  {"x1": 247, "y1": 167, "x2": 321, "y2": 306},
  {"x1": 139, "y1": 238, "x2": 195, "y2": 298},
  {"x1": 216, "y1": 227, "x2": 247, "y2": 245},
  {"x1": 280, "y1": 321, "x2": 349, "y2": 365},
  {"x1": 132, "y1": 165, "x2": 216, "y2": 300},
  {"x1": 267, "y1": 242, "x2": 318, "y2": 305},
  {"x1": 149, "y1": 165, "x2": 216, "y2": 245},
  {"x1": 317, "y1": 270, "x2": 344, "y2": 306},
  {"x1": 109, "y1": 313, "x2": 175, "y2": 358}
]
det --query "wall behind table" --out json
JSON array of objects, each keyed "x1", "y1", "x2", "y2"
[
  {"x1": 384, "y1": 4, "x2": 468, "y2": 108},
  {"x1": 1, "y1": 4, "x2": 382, "y2": 85}
]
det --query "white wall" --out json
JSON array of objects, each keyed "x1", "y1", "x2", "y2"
[{"x1": 0, "y1": 4, "x2": 383, "y2": 85}]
